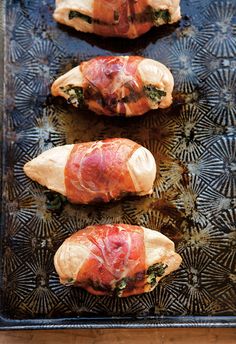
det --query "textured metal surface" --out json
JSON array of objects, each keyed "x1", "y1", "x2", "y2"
[{"x1": 0, "y1": 0, "x2": 236, "y2": 329}]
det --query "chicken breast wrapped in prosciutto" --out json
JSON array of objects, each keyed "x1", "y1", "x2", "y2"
[
  {"x1": 53, "y1": 0, "x2": 181, "y2": 39},
  {"x1": 51, "y1": 56, "x2": 174, "y2": 116},
  {"x1": 23, "y1": 138, "x2": 156, "y2": 204},
  {"x1": 54, "y1": 224, "x2": 182, "y2": 297}
]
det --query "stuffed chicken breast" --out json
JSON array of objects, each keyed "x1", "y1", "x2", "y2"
[
  {"x1": 53, "y1": 0, "x2": 181, "y2": 39},
  {"x1": 24, "y1": 138, "x2": 156, "y2": 204},
  {"x1": 51, "y1": 56, "x2": 174, "y2": 116},
  {"x1": 54, "y1": 224, "x2": 182, "y2": 297}
]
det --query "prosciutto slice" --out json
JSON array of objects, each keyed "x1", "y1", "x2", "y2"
[
  {"x1": 23, "y1": 138, "x2": 156, "y2": 204},
  {"x1": 92, "y1": 0, "x2": 151, "y2": 38},
  {"x1": 54, "y1": 224, "x2": 182, "y2": 297},
  {"x1": 51, "y1": 56, "x2": 174, "y2": 116},
  {"x1": 53, "y1": 0, "x2": 181, "y2": 39}
]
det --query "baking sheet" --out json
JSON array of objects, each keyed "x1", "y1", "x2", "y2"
[{"x1": 0, "y1": 0, "x2": 236, "y2": 329}]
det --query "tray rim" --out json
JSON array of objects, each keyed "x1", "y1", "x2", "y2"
[
  {"x1": 0, "y1": 315, "x2": 236, "y2": 330},
  {"x1": 0, "y1": 0, "x2": 236, "y2": 330}
]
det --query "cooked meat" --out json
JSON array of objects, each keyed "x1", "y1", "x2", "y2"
[
  {"x1": 51, "y1": 56, "x2": 174, "y2": 116},
  {"x1": 53, "y1": 0, "x2": 181, "y2": 38},
  {"x1": 54, "y1": 224, "x2": 182, "y2": 297},
  {"x1": 24, "y1": 138, "x2": 156, "y2": 204}
]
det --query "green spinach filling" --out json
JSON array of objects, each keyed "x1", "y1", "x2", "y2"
[
  {"x1": 60, "y1": 85, "x2": 84, "y2": 107},
  {"x1": 147, "y1": 263, "x2": 168, "y2": 286},
  {"x1": 114, "y1": 276, "x2": 136, "y2": 296},
  {"x1": 151, "y1": 9, "x2": 171, "y2": 25},
  {"x1": 68, "y1": 8, "x2": 171, "y2": 26},
  {"x1": 129, "y1": 8, "x2": 170, "y2": 25},
  {"x1": 68, "y1": 10, "x2": 107, "y2": 25},
  {"x1": 66, "y1": 277, "x2": 76, "y2": 285},
  {"x1": 144, "y1": 85, "x2": 167, "y2": 103},
  {"x1": 69, "y1": 10, "x2": 93, "y2": 23},
  {"x1": 114, "y1": 263, "x2": 168, "y2": 296},
  {"x1": 60, "y1": 83, "x2": 166, "y2": 110},
  {"x1": 115, "y1": 278, "x2": 127, "y2": 295},
  {"x1": 66, "y1": 263, "x2": 168, "y2": 294}
]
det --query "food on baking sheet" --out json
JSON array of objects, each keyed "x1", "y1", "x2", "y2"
[
  {"x1": 23, "y1": 138, "x2": 156, "y2": 204},
  {"x1": 51, "y1": 56, "x2": 174, "y2": 116},
  {"x1": 53, "y1": 0, "x2": 181, "y2": 38},
  {"x1": 54, "y1": 224, "x2": 182, "y2": 297}
]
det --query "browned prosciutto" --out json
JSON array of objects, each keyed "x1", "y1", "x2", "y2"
[
  {"x1": 54, "y1": 224, "x2": 182, "y2": 297},
  {"x1": 51, "y1": 56, "x2": 174, "y2": 116},
  {"x1": 23, "y1": 138, "x2": 156, "y2": 204},
  {"x1": 53, "y1": 0, "x2": 181, "y2": 39}
]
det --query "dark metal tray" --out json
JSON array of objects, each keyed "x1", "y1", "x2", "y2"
[{"x1": 0, "y1": 0, "x2": 235, "y2": 329}]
